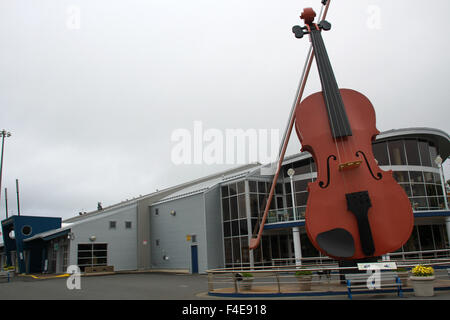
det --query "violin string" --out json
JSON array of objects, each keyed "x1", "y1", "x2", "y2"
[
  {"x1": 312, "y1": 31, "x2": 344, "y2": 162},
  {"x1": 323, "y1": 35, "x2": 352, "y2": 194},
  {"x1": 311, "y1": 30, "x2": 345, "y2": 180},
  {"x1": 313, "y1": 28, "x2": 351, "y2": 193},
  {"x1": 321, "y1": 33, "x2": 358, "y2": 192}
]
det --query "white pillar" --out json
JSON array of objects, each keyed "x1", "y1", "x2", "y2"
[{"x1": 293, "y1": 227, "x2": 302, "y2": 266}]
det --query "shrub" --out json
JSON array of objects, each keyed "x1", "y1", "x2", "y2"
[{"x1": 295, "y1": 269, "x2": 313, "y2": 276}]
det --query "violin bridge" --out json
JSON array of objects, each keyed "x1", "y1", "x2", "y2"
[{"x1": 338, "y1": 160, "x2": 362, "y2": 171}]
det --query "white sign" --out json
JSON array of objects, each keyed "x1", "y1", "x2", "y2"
[{"x1": 357, "y1": 262, "x2": 397, "y2": 271}]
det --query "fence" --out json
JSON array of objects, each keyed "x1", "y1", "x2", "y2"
[{"x1": 206, "y1": 249, "x2": 450, "y2": 295}]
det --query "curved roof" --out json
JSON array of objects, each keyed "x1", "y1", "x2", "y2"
[{"x1": 375, "y1": 127, "x2": 450, "y2": 160}]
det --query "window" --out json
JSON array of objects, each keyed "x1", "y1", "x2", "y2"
[
  {"x1": 388, "y1": 140, "x2": 406, "y2": 165},
  {"x1": 155, "y1": 208, "x2": 159, "y2": 215},
  {"x1": 229, "y1": 183, "x2": 237, "y2": 196},
  {"x1": 21, "y1": 225, "x2": 32, "y2": 236},
  {"x1": 418, "y1": 141, "x2": 432, "y2": 167},
  {"x1": 293, "y1": 159, "x2": 311, "y2": 175},
  {"x1": 372, "y1": 142, "x2": 389, "y2": 166},
  {"x1": 392, "y1": 171, "x2": 409, "y2": 183},
  {"x1": 109, "y1": 221, "x2": 116, "y2": 229},
  {"x1": 248, "y1": 181, "x2": 257, "y2": 193},
  {"x1": 221, "y1": 185, "x2": 229, "y2": 197},
  {"x1": 294, "y1": 179, "x2": 311, "y2": 192},
  {"x1": 404, "y1": 139, "x2": 421, "y2": 166},
  {"x1": 229, "y1": 196, "x2": 238, "y2": 220},
  {"x1": 156, "y1": 239, "x2": 160, "y2": 246},
  {"x1": 125, "y1": 221, "x2": 132, "y2": 229},
  {"x1": 249, "y1": 194, "x2": 259, "y2": 218},
  {"x1": 222, "y1": 198, "x2": 230, "y2": 221},
  {"x1": 77, "y1": 243, "x2": 108, "y2": 271},
  {"x1": 238, "y1": 194, "x2": 246, "y2": 219},
  {"x1": 257, "y1": 181, "x2": 266, "y2": 194},
  {"x1": 223, "y1": 222, "x2": 231, "y2": 237},
  {"x1": 237, "y1": 181, "x2": 245, "y2": 194}
]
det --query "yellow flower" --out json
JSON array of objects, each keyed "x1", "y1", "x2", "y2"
[{"x1": 412, "y1": 264, "x2": 434, "y2": 277}]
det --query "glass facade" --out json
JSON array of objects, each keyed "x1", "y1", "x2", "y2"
[
  {"x1": 221, "y1": 180, "x2": 250, "y2": 269},
  {"x1": 372, "y1": 139, "x2": 445, "y2": 210},
  {"x1": 220, "y1": 135, "x2": 449, "y2": 269}
]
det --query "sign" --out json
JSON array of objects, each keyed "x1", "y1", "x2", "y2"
[{"x1": 357, "y1": 262, "x2": 397, "y2": 270}]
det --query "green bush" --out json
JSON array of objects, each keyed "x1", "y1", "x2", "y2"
[
  {"x1": 241, "y1": 272, "x2": 253, "y2": 278},
  {"x1": 295, "y1": 269, "x2": 312, "y2": 276}
]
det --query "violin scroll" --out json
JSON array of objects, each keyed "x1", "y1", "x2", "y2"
[
  {"x1": 292, "y1": 7, "x2": 331, "y2": 39},
  {"x1": 300, "y1": 7, "x2": 316, "y2": 25}
]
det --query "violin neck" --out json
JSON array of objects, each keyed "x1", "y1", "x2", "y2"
[{"x1": 310, "y1": 29, "x2": 352, "y2": 139}]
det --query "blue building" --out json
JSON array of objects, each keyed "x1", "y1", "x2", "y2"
[{"x1": 1, "y1": 216, "x2": 61, "y2": 273}]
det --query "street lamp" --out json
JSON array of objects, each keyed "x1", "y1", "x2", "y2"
[
  {"x1": 287, "y1": 168, "x2": 302, "y2": 266},
  {"x1": 435, "y1": 155, "x2": 448, "y2": 210},
  {"x1": 0, "y1": 129, "x2": 12, "y2": 207},
  {"x1": 287, "y1": 168, "x2": 297, "y2": 220}
]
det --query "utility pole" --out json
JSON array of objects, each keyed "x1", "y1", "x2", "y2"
[
  {"x1": 16, "y1": 179, "x2": 20, "y2": 216},
  {"x1": 0, "y1": 130, "x2": 12, "y2": 212},
  {"x1": 5, "y1": 187, "x2": 8, "y2": 219}
]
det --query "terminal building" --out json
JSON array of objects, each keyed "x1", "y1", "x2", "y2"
[{"x1": 1, "y1": 127, "x2": 450, "y2": 274}]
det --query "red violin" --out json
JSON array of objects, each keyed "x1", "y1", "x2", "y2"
[{"x1": 293, "y1": 8, "x2": 414, "y2": 260}]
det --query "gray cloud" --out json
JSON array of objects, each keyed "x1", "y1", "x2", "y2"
[{"x1": 0, "y1": 0, "x2": 449, "y2": 220}]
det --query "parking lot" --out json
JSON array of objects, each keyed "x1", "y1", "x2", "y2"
[{"x1": 0, "y1": 272, "x2": 210, "y2": 300}]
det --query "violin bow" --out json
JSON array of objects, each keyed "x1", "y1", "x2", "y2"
[{"x1": 249, "y1": 0, "x2": 332, "y2": 250}]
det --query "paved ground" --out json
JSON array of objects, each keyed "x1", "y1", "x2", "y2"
[
  {"x1": 0, "y1": 272, "x2": 449, "y2": 300},
  {"x1": 0, "y1": 273, "x2": 210, "y2": 300}
]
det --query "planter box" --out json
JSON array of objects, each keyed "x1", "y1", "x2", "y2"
[
  {"x1": 410, "y1": 276, "x2": 435, "y2": 297},
  {"x1": 297, "y1": 275, "x2": 312, "y2": 291},
  {"x1": 240, "y1": 278, "x2": 254, "y2": 291}
]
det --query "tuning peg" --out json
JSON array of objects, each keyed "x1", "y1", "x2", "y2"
[
  {"x1": 319, "y1": 20, "x2": 331, "y2": 31},
  {"x1": 292, "y1": 25, "x2": 304, "y2": 39}
]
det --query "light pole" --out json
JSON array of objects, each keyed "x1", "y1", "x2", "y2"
[
  {"x1": 287, "y1": 168, "x2": 297, "y2": 220},
  {"x1": 0, "y1": 129, "x2": 12, "y2": 208},
  {"x1": 287, "y1": 168, "x2": 302, "y2": 266}
]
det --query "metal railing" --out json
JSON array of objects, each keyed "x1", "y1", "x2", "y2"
[
  {"x1": 266, "y1": 207, "x2": 306, "y2": 224},
  {"x1": 207, "y1": 249, "x2": 450, "y2": 295},
  {"x1": 271, "y1": 249, "x2": 450, "y2": 266}
]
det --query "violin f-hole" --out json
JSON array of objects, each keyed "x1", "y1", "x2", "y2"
[
  {"x1": 318, "y1": 154, "x2": 337, "y2": 189},
  {"x1": 356, "y1": 151, "x2": 382, "y2": 181}
]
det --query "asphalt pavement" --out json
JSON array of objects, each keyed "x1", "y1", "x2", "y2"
[{"x1": 0, "y1": 272, "x2": 449, "y2": 300}]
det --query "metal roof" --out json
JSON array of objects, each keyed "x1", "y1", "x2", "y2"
[{"x1": 152, "y1": 166, "x2": 256, "y2": 204}]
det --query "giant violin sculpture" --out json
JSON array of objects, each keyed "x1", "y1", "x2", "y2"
[{"x1": 291, "y1": 8, "x2": 414, "y2": 260}]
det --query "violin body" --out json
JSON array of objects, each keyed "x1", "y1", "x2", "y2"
[{"x1": 295, "y1": 88, "x2": 414, "y2": 260}]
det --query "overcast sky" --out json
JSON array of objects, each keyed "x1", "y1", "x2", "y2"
[{"x1": 0, "y1": 0, "x2": 449, "y2": 221}]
